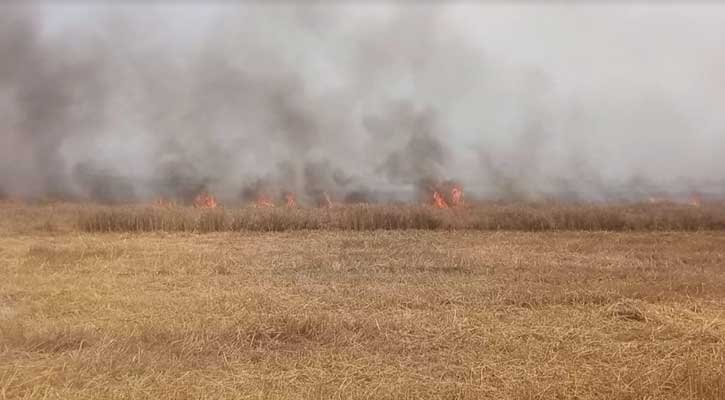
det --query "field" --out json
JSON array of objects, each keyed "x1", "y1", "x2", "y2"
[
  {"x1": 1, "y1": 204, "x2": 725, "y2": 399},
  {"x1": 3, "y1": 201, "x2": 725, "y2": 234}
]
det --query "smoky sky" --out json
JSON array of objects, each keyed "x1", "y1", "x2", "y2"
[{"x1": 0, "y1": 3, "x2": 724, "y2": 203}]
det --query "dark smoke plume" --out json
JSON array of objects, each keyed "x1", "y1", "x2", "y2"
[{"x1": 0, "y1": 6, "x2": 108, "y2": 199}]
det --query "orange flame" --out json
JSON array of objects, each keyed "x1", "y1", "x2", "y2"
[
  {"x1": 255, "y1": 194, "x2": 275, "y2": 208},
  {"x1": 285, "y1": 192, "x2": 297, "y2": 208},
  {"x1": 689, "y1": 193, "x2": 702, "y2": 207},
  {"x1": 193, "y1": 192, "x2": 218, "y2": 209},
  {"x1": 432, "y1": 191, "x2": 449, "y2": 209},
  {"x1": 450, "y1": 186, "x2": 464, "y2": 207}
]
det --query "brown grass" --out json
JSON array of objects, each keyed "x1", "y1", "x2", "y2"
[
  {"x1": 1, "y1": 220, "x2": 724, "y2": 399},
  {"x1": 3, "y1": 202, "x2": 725, "y2": 235},
  {"x1": 72, "y1": 202, "x2": 725, "y2": 233}
]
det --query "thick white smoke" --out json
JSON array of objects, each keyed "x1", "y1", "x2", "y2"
[{"x1": 1, "y1": 4, "x2": 723, "y2": 204}]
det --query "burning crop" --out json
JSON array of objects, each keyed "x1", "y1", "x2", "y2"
[
  {"x1": 284, "y1": 192, "x2": 297, "y2": 208},
  {"x1": 193, "y1": 192, "x2": 218, "y2": 209},
  {"x1": 423, "y1": 180, "x2": 465, "y2": 209},
  {"x1": 450, "y1": 185, "x2": 464, "y2": 207},
  {"x1": 647, "y1": 192, "x2": 703, "y2": 207},
  {"x1": 255, "y1": 194, "x2": 275, "y2": 208},
  {"x1": 432, "y1": 190, "x2": 448, "y2": 209}
]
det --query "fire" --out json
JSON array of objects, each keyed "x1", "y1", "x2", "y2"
[
  {"x1": 689, "y1": 193, "x2": 702, "y2": 207},
  {"x1": 193, "y1": 192, "x2": 218, "y2": 208},
  {"x1": 450, "y1": 186, "x2": 464, "y2": 207},
  {"x1": 426, "y1": 181, "x2": 463, "y2": 209},
  {"x1": 284, "y1": 192, "x2": 297, "y2": 208},
  {"x1": 648, "y1": 194, "x2": 702, "y2": 207},
  {"x1": 432, "y1": 191, "x2": 449, "y2": 209},
  {"x1": 255, "y1": 194, "x2": 275, "y2": 208}
]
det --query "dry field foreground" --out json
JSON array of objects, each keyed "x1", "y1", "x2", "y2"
[{"x1": 1, "y1": 226, "x2": 724, "y2": 400}]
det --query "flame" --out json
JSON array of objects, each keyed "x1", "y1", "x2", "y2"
[
  {"x1": 285, "y1": 192, "x2": 297, "y2": 208},
  {"x1": 432, "y1": 191, "x2": 449, "y2": 209},
  {"x1": 424, "y1": 180, "x2": 462, "y2": 209},
  {"x1": 689, "y1": 193, "x2": 702, "y2": 207},
  {"x1": 255, "y1": 194, "x2": 275, "y2": 208},
  {"x1": 450, "y1": 186, "x2": 464, "y2": 207},
  {"x1": 193, "y1": 192, "x2": 218, "y2": 209}
]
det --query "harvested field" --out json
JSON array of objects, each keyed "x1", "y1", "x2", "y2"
[
  {"x1": 3, "y1": 2, "x2": 725, "y2": 398},
  {"x1": 1, "y1": 206, "x2": 724, "y2": 399}
]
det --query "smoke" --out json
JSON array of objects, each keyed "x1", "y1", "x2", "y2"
[
  {"x1": 367, "y1": 103, "x2": 449, "y2": 185},
  {"x1": 1, "y1": 3, "x2": 724, "y2": 204},
  {"x1": 72, "y1": 161, "x2": 135, "y2": 204},
  {"x1": 0, "y1": 6, "x2": 109, "y2": 199}
]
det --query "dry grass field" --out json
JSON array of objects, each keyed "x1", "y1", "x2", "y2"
[
  {"x1": 2, "y1": 201, "x2": 722, "y2": 235},
  {"x1": 1, "y1": 204, "x2": 725, "y2": 399}
]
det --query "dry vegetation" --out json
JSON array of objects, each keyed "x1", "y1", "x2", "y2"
[
  {"x1": 1, "y1": 204, "x2": 725, "y2": 399},
  {"x1": 76, "y1": 202, "x2": 725, "y2": 233},
  {"x1": 3, "y1": 201, "x2": 725, "y2": 235},
  {"x1": 3, "y1": 201, "x2": 716, "y2": 234}
]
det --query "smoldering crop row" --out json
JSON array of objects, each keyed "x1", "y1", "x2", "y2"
[{"x1": 1, "y1": 4, "x2": 723, "y2": 205}]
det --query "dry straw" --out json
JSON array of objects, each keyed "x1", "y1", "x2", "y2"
[{"x1": 74, "y1": 202, "x2": 725, "y2": 233}]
